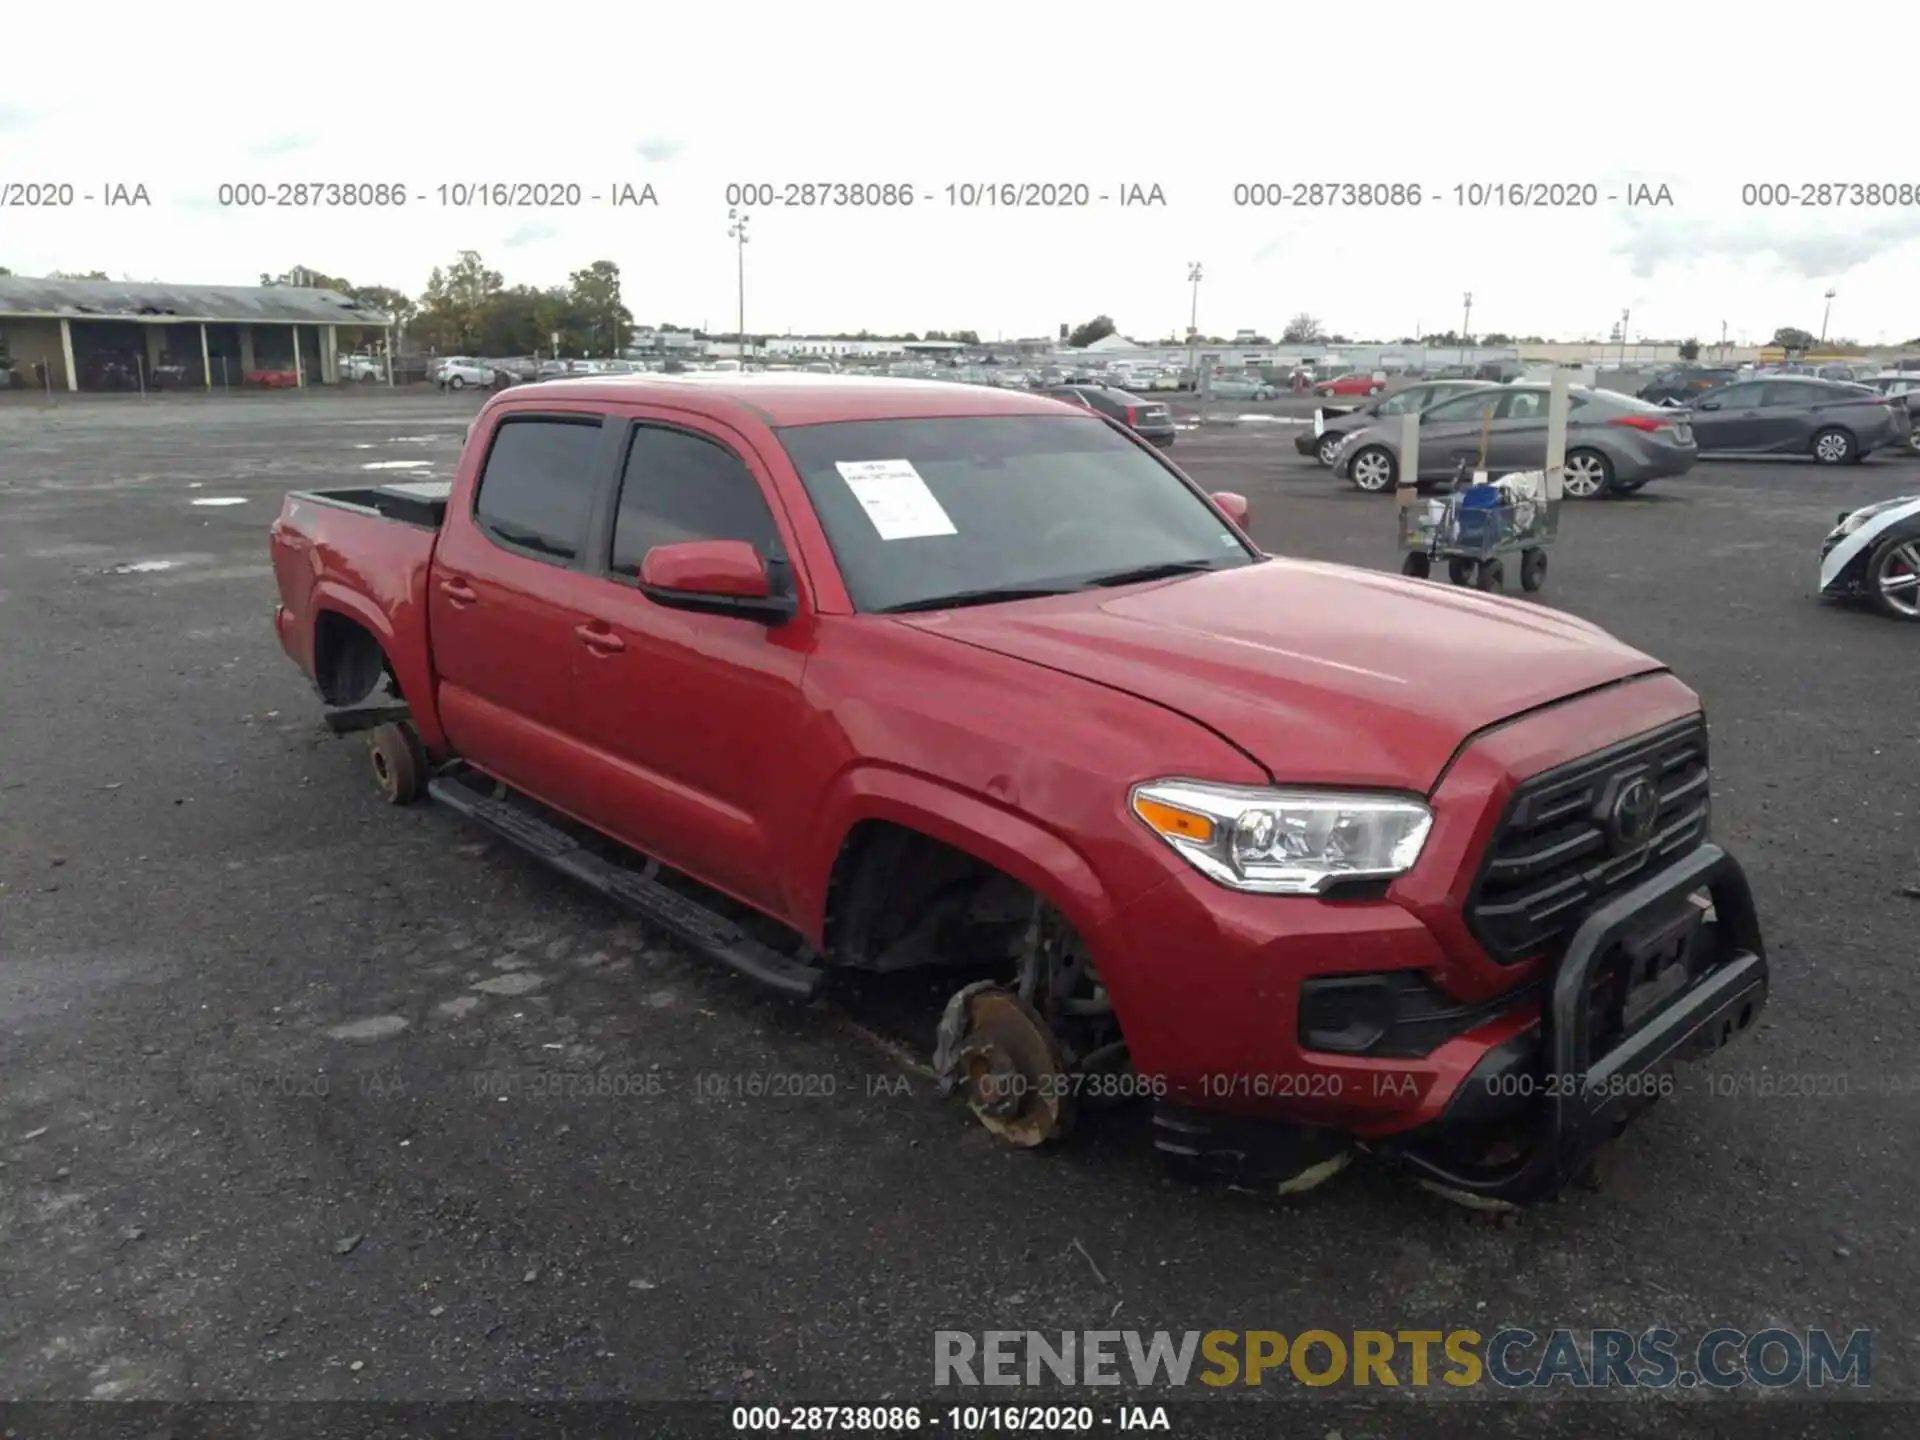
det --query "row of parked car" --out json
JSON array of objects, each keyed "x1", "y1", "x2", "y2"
[{"x1": 1299, "y1": 371, "x2": 1917, "y2": 500}]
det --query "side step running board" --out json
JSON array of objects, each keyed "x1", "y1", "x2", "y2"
[{"x1": 427, "y1": 777, "x2": 823, "y2": 1000}]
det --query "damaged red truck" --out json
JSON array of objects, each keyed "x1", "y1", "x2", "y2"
[{"x1": 269, "y1": 374, "x2": 1769, "y2": 1204}]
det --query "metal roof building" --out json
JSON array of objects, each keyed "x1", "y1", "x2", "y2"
[{"x1": 0, "y1": 276, "x2": 394, "y2": 393}]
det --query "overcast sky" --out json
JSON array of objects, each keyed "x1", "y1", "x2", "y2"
[{"x1": 4, "y1": 5, "x2": 1916, "y2": 347}]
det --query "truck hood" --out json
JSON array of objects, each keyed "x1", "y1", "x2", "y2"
[{"x1": 898, "y1": 558, "x2": 1667, "y2": 790}]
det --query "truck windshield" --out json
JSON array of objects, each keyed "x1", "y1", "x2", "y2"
[{"x1": 775, "y1": 415, "x2": 1257, "y2": 613}]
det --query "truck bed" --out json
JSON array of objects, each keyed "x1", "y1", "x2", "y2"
[
  {"x1": 290, "y1": 479, "x2": 451, "y2": 529},
  {"x1": 270, "y1": 483, "x2": 446, "y2": 721}
]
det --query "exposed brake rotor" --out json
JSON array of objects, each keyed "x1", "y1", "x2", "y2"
[{"x1": 936, "y1": 986, "x2": 1075, "y2": 1148}]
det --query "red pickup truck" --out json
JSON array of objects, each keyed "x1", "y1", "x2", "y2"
[{"x1": 269, "y1": 374, "x2": 1769, "y2": 1204}]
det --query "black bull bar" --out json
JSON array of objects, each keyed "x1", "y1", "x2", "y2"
[{"x1": 1384, "y1": 842, "x2": 1768, "y2": 1203}]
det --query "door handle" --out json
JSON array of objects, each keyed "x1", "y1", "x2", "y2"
[
  {"x1": 438, "y1": 577, "x2": 477, "y2": 604},
  {"x1": 574, "y1": 623, "x2": 625, "y2": 654}
]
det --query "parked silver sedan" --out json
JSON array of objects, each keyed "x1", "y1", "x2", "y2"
[{"x1": 1332, "y1": 384, "x2": 1700, "y2": 498}]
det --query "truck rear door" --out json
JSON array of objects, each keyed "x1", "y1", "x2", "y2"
[{"x1": 427, "y1": 408, "x2": 622, "y2": 811}]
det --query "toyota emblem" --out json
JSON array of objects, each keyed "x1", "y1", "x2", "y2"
[{"x1": 1610, "y1": 777, "x2": 1660, "y2": 849}]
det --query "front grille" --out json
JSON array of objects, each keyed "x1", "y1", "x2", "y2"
[{"x1": 1466, "y1": 716, "x2": 1711, "y2": 966}]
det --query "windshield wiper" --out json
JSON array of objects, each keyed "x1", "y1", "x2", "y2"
[
  {"x1": 878, "y1": 584, "x2": 1083, "y2": 614},
  {"x1": 1082, "y1": 559, "x2": 1222, "y2": 588}
]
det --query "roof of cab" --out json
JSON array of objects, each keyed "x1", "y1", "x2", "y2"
[{"x1": 493, "y1": 372, "x2": 1079, "y2": 426}]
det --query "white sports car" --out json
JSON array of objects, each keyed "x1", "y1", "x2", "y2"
[{"x1": 1820, "y1": 495, "x2": 1920, "y2": 622}]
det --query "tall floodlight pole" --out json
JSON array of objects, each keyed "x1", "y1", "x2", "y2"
[
  {"x1": 1186, "y1": 261, "x2": 1203, "y2": 404},
  {"x1": 1619, "y1": 308, "x2": 1631, "y2": 367},
  {"x1": 1460, "y1": 292, "x2": 1473, "y2": 366},
  {"x1": 728, "y1": 208, "x2": 751, "y2": 366},
  {"x1": 1821, "y1": 288, "x2": 1837, "y2": 344}
]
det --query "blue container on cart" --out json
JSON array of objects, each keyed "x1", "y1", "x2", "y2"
[{"x1": 1452, "y1": 482, "x2": 1502, "y2": 549}]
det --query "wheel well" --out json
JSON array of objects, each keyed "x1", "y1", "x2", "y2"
[
  {"x1": 822, "y1": 820, "x2": 1127, "y2": 1068},
  {"x1": 823, "y1": 820, "x2": 1035, "y2": 971},
  {"x1": 313, "y1": 610, "x2": 395, "y2": 707}
]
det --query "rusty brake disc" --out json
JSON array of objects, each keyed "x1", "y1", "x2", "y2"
[{"x1": 950, "y1": 988, "x2": 1074, "y2": 1148}]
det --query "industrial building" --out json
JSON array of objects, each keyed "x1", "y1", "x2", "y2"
[{"x1": 0, "y1": 275, "x2": 393, "y2": 392}]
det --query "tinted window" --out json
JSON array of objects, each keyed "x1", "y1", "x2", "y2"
[
  {"x1": 1704, "y1": 383, "x2": 1764, "y2": 406},
  {"x1": 610, "y1": 426, "x2": 778, "y2": 576},
  {"x1": 1421, "y1": 391, "x2": 1502, "y2": 424},
  {"x1": 472, "y1": 417, "x2": 604, "y2": 561},
  {"x1": 1762, "y1": 381, "x2": 1836, "y2": 407},
  {"x1": 1497, "y1": 389, "x2": 1548, "y2": 420},
  {"x1": 1376, "y1": 387, "x2": 1427, "y2": 415},
  {"x1": 777, "y1": 415, "x2": 1256, "y2": 614}
]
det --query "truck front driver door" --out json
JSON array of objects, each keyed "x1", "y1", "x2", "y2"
[{"x1": 566, "y1": 417, "x2": 811, "y2": 916}]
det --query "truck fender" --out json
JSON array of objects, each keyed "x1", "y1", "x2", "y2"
[
  {"x1": 796, "y1": 765, "x2": 1117, "y2": 955},
  {"x1": 308, "y1": 581, "x2": 449, "y2": 754}
]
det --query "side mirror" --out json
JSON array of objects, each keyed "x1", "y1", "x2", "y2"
[
  {"x1": 638, "y1": 540, "x2": 795, "y2": 623},
  {"x1": 1211, "y1": 491, "x2": 1250, "y2": 525}
]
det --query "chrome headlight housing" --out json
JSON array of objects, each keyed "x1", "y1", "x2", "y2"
[{"x1": 1130, "y1": 781, "x2": 1433, "y2": 894}]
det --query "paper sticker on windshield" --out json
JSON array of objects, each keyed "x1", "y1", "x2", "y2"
[{"x1": 835, "y1": 459, "x2": 957, "y2": 540}]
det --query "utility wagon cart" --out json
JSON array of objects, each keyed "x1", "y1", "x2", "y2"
[{"x1": 1398, "y1": 468, "x2": 1561, "y2": 592}]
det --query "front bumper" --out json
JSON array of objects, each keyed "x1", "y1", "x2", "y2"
[
  {"x1": 1145, "y1": 842, "x2": 1767, "y2": 1203},
  {"x1": 1369, "y1": 842, "x2": 1767, "y2": 1202},
  {"x1": 1293, "y1": 430, "x2": 1319, "y2": 455}
]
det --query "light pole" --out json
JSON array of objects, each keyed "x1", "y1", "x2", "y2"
[
  {"x1": 1618, "y1": 308, "x2": 1630, "y2": 367},
  {"x1": 1186, "y1": 261, "x2": 1203, "y2": 394},
  {"x1": 728, "y1": 207, "x2": 750, "y2": 367},
  {"x1": 1719, "y1": 319, "x2": 1728, "y2": 362},
  {"x1": 1820, "y1": 288, "x2": 1837, "y2": 345},
  {"x1": 1460, "y1": 291, "x2": 1472, "y2": 366}
]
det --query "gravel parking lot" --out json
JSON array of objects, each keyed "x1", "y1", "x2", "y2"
[{"x1": 3, "y1": 392, "x2": 1918, "y2": 1417}]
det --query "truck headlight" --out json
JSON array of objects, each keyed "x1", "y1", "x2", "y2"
[{"x1": 1130, "y1": 781, "x2": 1433, "y2": 894}]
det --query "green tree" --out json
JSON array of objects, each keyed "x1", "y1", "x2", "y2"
[
  {"x1": 1678, "y1": 337, "x2": 1701, "y2": 361},
  {"x1": 416, "y1": 251, "x2": 506, "y2": 353},
  {"x1": 1067, "y1": 315, "x2": 1116, "y2": 347},
  {"x1": 1481, "y1": 331, "x2": 1512, "y2": 345},
  {"x1": 50, "y1": 269, "x2": 109, "y2": 280},
  {"x1": 1281, "y1": 313, "x2": 1324, "y2": 343},
  {"x1": 1772, "y1": 326, "x2": 1816, "y2": 352},
  {"x1": 351, "y1": 285, "x2": 416, "y2": 325},
  {"x1": 566, "y1": 260, "x2": 633, "y2": 356},
  {"x1": 0, "y1": 265, "x2": 11, "y2": 276}
]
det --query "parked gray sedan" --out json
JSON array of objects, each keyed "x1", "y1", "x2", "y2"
[
  {"x1": 1685, "y1": 377, "x2": 1910, "y2": 464},
  {"x1": 1295, "y1": 378, "x2": 1501, "y2": 466},
  {"x1": 1333, "y1": 384, "x2": 1699, "y2": 498}
]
